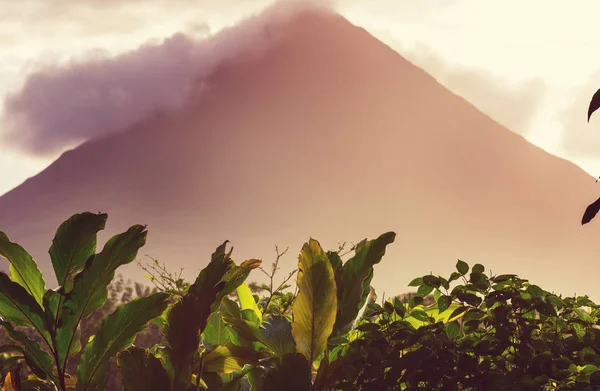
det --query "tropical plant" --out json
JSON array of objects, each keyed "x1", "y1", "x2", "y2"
[
  {"x1": 0, "y1": 212, "x2": 170, "y2": 391},
  {"x1": 118, "y1": 231, "x2": 397, "y2": 391},
  {"x1": 117, "y1": 241, "x2": 263, "y2": 391},
  {"x1": 582, "y1": 89, "x2": 600, "y2": 224}
]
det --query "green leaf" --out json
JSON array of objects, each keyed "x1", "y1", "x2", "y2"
[
  {"x1": 202, "y1": 312, "x2": 233, "y2": 349},
  {"x1": 203, "y1": 343, "x2": 268, "y2": 374},
  {"x1": 49, "y1": 213, "x2": 107, "y2": 291},
  {"x1": 437, "y1": 295, "x2": 452, "y2": 314},
  {"x1": 164, "y1": 241, "x2": 237, "y2": 391},
  {"x1": 0, "y1": 321, "x2": 57, "y2": 384},
  {"x1": 291, "y1": 238, "x2": 338, "y2": 365},
  {"x1": 57, "y1": 225, "x2": 147, "y2": 370},
  {"x1": 0, "y1": 273, "x2": 52, "y2": 346},
  {"x1": 408, "y1": 277, "x2": 423, "y2": 287},
  {"x1": 263, "y1": 353, "x2": 311, "y2": 391},
  {"x1": 446, "y1": 320, "x2": 461, "y2": 338},
  {"x1": 117, "y1": 346, "x2": 170, "y2": 391},
  {"x1": 76, "y1": 293, "x2": 170, "y2": 391},
  {"x1": 417, "y1": 284, "x2": 434, "y2": 297},
  {"x1": 259, "y1": 315, "x2": 296, "y2": 357},
  {"x1": 236, "y1": 282, "x2": 262, "y2": 323},
  {"x1": 472, "y1": 264, "x2": 485, "y2": 274},
  {"x1": 334, "y1": 232, "x2": 395, "y2": 333},
  {"x1": 456, "y1": 260, "x2": 469, "y2": 275},
  {"x1": 0, "y1": 232, "x2": 45, "y2": 307}
]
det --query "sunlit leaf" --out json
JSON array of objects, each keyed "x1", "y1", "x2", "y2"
[{"x1": 291, "y1": 238, "x2": 337, "y2": 364}]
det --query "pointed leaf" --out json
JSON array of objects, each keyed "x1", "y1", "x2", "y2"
[
  {"x1": 588, "y1": 88, "x2": 600, "y2": 122},
  {"x1": 164, "y1": 241, "x2": 237, "y2": 391},
  {"x1": 334, "y1": 232, "x2": 395, "y2": 332},
  {"x1": 0, "y1": 233, "x2": 45, "y2": 307},
  {"x1": 582, "y1": 197, "x2": 600, "y2": 225},
  {"x1": 76, "y1": 292, "x2": 170, "y2": 391},
  {"x1": 117, "y1": 346, "x2": 170, "y2": 391},
  {"x1": 49, "y1": 212, "x2": 107, "y2": 291},
  {"x1": 236, "y1": 282, "x2": 262, "y2": 323},
  {"x1": 291, "y1": 238, "x2": 337, "y2": 364},
  {"x1": 58, "y1": 225, "x2": 147, "y2": 371}
]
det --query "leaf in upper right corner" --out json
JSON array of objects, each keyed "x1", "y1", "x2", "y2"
[
  {"x1": 291, "y1": 238, "x2": 337, "y2": 364},
  {"x1": 582, "y1": 197, "x2": 600, "y2": 225},
  {"x1": 588, "y1": 88, "x2": 600, "y2": 122}
]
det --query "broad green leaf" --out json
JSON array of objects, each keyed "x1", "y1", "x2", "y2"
[
  {"x1": 0, "y1": 232, "x2": 45, "y2": 307},
  {"x1": 437, "y1": 295, "x2": 452, "y2": 314},
  {"x1": 334, "y1": 232, "x2": 395, "y2": 333},
  {"x1": 0, "y1": 273, "x2": 52, "y2": 346},
  {"x1": 117, "y1": 346, "x2": 170, "y2": 391},
  {"x1": 164, "y1": 241, "x2": 236, "y2": 391},
  {"x1": 49, "y1": 212, "x2": 107, "y2": 291},
  {"x1": 236, "y1": 282, "x2": 262, "y2": 323},
  {"x1": 456, "y1": 260, "x2": 469, "y2": 275},
  {"x1": 0, "y1": 321, "x2": 57, "y2": 384},
  {"x1": 57, "y1": 225, "x2": 147, "y2": 371},
  {"x1": 291, "y1": 238, "x2": 337, "y2": 364},
  {"x1": 203, "y1": 343, "x2": 268, "y2": 374},
  {"x1": 260, "y1": 315, "x2": 296, "y2": 357},
  {"x1": 262, "y1": 353, "x2": 311, "y2": 391},
  {"x1": 202, "y1": 311, "x2": 233, "y2": 349},
  {"x1": 76, "y1": 293, "x2": 170, "y2": 391}
]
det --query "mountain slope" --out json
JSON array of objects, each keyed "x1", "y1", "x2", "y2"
[{"x1": 1, "y1": 8, "x2": 599, "y2": 298}]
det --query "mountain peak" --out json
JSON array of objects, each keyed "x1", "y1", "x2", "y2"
[{"x1": 1, "y1": 6, "x2": 599, "y2": 298}]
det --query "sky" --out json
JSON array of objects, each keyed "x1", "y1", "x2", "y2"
[{"x1": 2, "y1": 0, "x2": 600, "y2": 196}]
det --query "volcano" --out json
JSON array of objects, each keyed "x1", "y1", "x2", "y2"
[{"x1": 1, "y1": 7, "x2": 599, "y2": 298}]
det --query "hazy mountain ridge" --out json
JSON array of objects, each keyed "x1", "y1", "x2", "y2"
[{"x1": 1, "y1": 8, "x2": 599, "y2": 298}]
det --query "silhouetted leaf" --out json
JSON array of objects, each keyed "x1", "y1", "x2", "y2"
[
  {"x1": 117, "y1": 347, "x2": 170, "y2": 391},
  {"x1": 582, "y1": 197, "x2": 600, "y2": 225},
  {"x1": 588, "y1": 88, "x2": 600, "y2": 122}
]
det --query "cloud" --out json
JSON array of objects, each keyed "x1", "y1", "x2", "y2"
[
  {"x1": 1, "y1": 0, "x2": 332, "y2": 156},
  {"x1": 402, "y1": 44, "x2": 547, "y2": 138}
]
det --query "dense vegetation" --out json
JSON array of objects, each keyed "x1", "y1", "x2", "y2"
[{"x1": 1, "y1": 213, "x2": 600, "y2": 390}]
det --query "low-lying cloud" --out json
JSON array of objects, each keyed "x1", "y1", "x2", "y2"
[{"x1": 0, "y1": 0, "x2": 331, "y2": 156}]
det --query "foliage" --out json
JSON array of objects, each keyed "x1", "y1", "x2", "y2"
[
  {"x1": 7, "y1": 212, "x2": 600, "y2": 390},
  {"x1": 582, "y1": 89, "x2": 600, "y2": 224},
  {"x1": 0, "y1": 213, "x2": 169, "y2": 391}
]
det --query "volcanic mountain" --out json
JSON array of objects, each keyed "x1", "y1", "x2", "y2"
[{"x1": 1, "y1": 7, "x2": 599, "y2": 298}]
